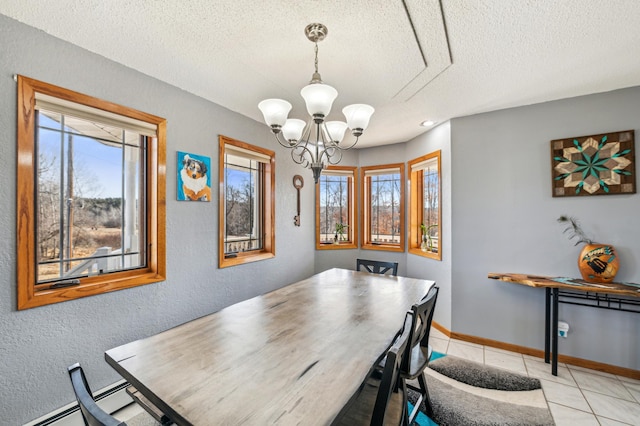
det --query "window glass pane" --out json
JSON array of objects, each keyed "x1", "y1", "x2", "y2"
[
  {"x1": 122, "y1": 141, "x2": 146, "y2": 271},
  {"x1": 224, "y1": 153, "x2": 261, "y2": 254},
  {"x1": 36, "y1": 127, "x2": 63, "y2": 282},
  {"x1": 422, "y1": 163, "x2": 439, "y2": 252},
  {"x1": 35, "y1": 110, "x2": 146, "y2": 284},
  {"x1": 370, "y1": 173, "x2": 401, "y2": 244},
  {"x1": 408, "y1": 150, "x2": 441, "y2": 259},
  {"x1": 319, "y1": 174, "x2": 349, "y2": 243}
]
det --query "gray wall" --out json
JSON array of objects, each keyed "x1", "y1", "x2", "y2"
[
  {"x1": 406, "y1": 122, "x2": 453, "y2": 330},
  {"x1": 451, "y1": 87, "x2": 640, "y2": 371},
  {"x1": 0, "y1": 16, "x2": 315, "y2": 424}
]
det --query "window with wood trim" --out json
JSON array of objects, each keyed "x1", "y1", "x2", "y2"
[
  {"x1": 360, "y1": 163, "x2": 405, "y2": 252},
  {"x1": 219, "y1": 135, "x2": 275, "y2": 268},
  {"x1": 316, "y1": 166, "x2": 357, "y2": 249},
  {"x1": 409, "y1": 150, "x2": 442, "y2": 260},
  {"x1": 17, "y1": 75, "x2": 166, "y2": 310}
]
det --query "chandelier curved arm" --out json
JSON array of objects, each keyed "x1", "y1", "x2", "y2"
[
  {"x1": 335, "y1": 134, "x2": 360, "y2": 150},
  {"x1": 273, "y1": 131, "x2": 299, "y2": 149},
  {"x1": 324, "y1": 146, "x2": 343, "y2": 165},
  {"x1": 291, "y1": 144, "x2": 312, "y2": 168}
]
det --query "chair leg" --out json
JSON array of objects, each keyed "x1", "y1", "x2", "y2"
[
  {"x1": 398, "y1": 378, "x2": 410, "y2": 426},
  {"x1": 417, "y1": 372, "x2": 434, "y2": 419},
  {"x1": 405, "y1": 383, "x2": 423, "y2": 424}
]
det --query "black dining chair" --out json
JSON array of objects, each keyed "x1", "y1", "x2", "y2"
[
  {"x1": 336, "y1": 312, "x2": 412, "y2": 426},
  {"x1": 401, "y1": 285, "x2": 439, "y2": 422},
  {"x1": 356, "y1": 259, "x2": 399, "y2": 276},
  {"x1": 67, "y1": 363, "x2": 126, "y2": 426}
]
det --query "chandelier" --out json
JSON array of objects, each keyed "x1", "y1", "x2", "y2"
[{"x1": 258, "y1": 23, "x2": 374, "y2": 183}]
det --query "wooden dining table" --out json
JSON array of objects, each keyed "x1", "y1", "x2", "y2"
[{"x1": 105, "y1": 268, "x2": 434, "y2": 425}]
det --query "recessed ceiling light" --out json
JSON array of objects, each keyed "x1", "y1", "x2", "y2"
[{"x1": 421, "y1": 120, "x2": 435, "y2": 127}]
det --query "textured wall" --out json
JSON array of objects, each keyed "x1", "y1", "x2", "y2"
[
  {"x1": 405, "y1": 122, "x2": 452, "y2": 329},
  {"x1": 451, "y1": 88, "x2": 640, "y2": 370},
  {"x1": 0, "y1": 15, "x2": 314, "y2": 424}
]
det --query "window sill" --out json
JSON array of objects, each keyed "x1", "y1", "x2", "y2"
[
  {"x1": 219, "y1": 251, "x2": 275, "y2": 268},
  {"x1": 19, "y1": 271, "x2": 165, "y2": 310},
  {"x1": 361, "y1": 243, "x2": 404, "y2": 252},
  {"x1": 316, "y1": 242, "x2": 358, "y2": 250},
  {"x1": 408, "y1": 247, "x2": 442, "y2": 260}
]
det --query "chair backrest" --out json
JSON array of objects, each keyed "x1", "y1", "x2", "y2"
[
  {"x1": 371, "y1": 312, "x2": 412, "y2": 426},
  {"x1": 356, "y1": 259, "x2": 399, "y2": 276},
  {"x1": 68, "y1": 363, "x2": 126, "y2": 426},
  {"x1": 401, "y1": 286, "x2": 439, "y2": 373}
]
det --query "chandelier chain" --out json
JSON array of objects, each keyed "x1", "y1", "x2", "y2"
[{"x1": 314, "y1": 42, "x2": 319, "y2": 74}]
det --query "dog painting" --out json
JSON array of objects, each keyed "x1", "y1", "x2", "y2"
[{"x1": 177, "y1": 151, "x2": 211, "y2": 201}]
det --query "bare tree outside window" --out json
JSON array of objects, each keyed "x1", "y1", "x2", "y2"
[
  {"x1": 218, "y1": 135, "x2": 275, "y2": 268},
  {"x1": 361, "y1": 164, "x2": 405, "y2": 252},
  {"x1": 35, "y1": 110, "x2": 146, "y2": 284},
  {"x1": 224, "y1": 154, "x2": 261, "y2": 254}
]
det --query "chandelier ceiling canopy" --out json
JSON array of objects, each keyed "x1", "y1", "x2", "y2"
[{"x1": 258, "y1": 23, "x2": 374, "y2": 183}]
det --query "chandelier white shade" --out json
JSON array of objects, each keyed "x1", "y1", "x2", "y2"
[
  {"x1": 257, "y1": 99, "x2": 292, "y2": 129},
  {"x1": 282, "y1": 118, "x2": 306, "y2": 142},
  {"x1": 300, "y1": 83, "x2": 338, "y2": 116},
  {"x1": 258, "y1": 23, "x2": 374, "y2": 183}
]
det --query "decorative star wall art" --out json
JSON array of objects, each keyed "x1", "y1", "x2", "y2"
[{"x1": 551, "y1": 130, "x2": 635, "y2": 197}]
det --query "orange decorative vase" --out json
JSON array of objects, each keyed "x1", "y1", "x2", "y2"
[{"x1": 578, "y1": 243, "x2": 619, "y2": 283}]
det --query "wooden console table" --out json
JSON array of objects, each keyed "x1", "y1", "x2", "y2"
[{"x1": 488, "y1": 273, "x2": 640, "y2": 376}]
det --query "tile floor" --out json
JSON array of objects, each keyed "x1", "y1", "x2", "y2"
[
  {"x1": 429, "y1": 328, "x2": 640, "y2": 426},
  {"x1": 115, "y1": 328, "x2": 640, "y2": 425}
]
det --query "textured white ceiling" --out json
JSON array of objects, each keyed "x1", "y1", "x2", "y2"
[{"x1": 2, "y1": 0, "x2": 640, "y2": 147}]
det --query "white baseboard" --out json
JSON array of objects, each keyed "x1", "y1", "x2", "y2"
[{"x1": 24, "y1": 380, "x2": 132, "y2": 426}]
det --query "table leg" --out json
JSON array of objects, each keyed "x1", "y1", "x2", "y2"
[
  {"x1": 551, "y1": 287, "x2": 559, "y2": 376},
  {"x1": 544, "y1": 288, "x2": 551, "y2": 364}
]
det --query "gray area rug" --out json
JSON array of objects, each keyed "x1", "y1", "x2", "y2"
[
  {"x1": 429, "y1": 356, "x2": 542, "y2": 391},
  {"x1": 408, "y1": 356, "x2": 555, "y2": 426}
]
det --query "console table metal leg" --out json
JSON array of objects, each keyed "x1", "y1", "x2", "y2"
[
  {"x1": 551, "y1": 287, "x2": 559, "y2": 376},
  {"x1": 545, "y1": 287, "x2": 551, "y2": 364}
]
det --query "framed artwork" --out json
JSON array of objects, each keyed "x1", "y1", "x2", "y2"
[
  {"x1": 551, "y1": 130, "x2": 635, "y2": 197},
  {"x1": 177, "y1": 151, "x2": 212, "y2": 201}
]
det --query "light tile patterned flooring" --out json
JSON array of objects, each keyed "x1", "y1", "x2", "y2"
[{"x1": 429, "y1": 328, "x2": 640, "y2": 425}]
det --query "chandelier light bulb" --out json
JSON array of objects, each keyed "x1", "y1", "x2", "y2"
[{"x1": 258, "y1": 99, "x2": 292, "y2": 129}]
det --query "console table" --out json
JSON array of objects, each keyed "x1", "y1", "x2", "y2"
[{"x1": 488, "y1": 272, "x2": 640, "y2": 376}]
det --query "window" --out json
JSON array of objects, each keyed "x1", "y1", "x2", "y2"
[
  {"x1": 219, "y1": 135, "x2": 275, "y2": 268},
  {"x1": 316, "y1": 166, "x2": 358, "y2": 249},
  {"x1": 360, "y1": 163, "x2": 405, "y2": 252},
  {"x1": 17, "y1": 75, "x2": 166, "y2": 310},
  {"x1": 409, "y1": 150, "x2": 442, "y2": 260}
]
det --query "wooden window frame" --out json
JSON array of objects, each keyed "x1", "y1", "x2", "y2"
[
  {"x1": 315, "y1": 166, "x2": 358, "y2": 250},
  {"x1": 408, "y1": 150, "x2": 442, "y2": 260},
  {"x1": 218, "y1": 135, "x2": 275, "y2": 268},
  {"x1": 16, "y1": 75, "x2": 166, "y2": 310},
  {"x1": 360, "y1": 163, "x2": 405, "y2": 252}
]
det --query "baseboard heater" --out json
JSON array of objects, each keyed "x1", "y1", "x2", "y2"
[{"x1": 24, "y1": 380, "x2": 131, "y2": 426}]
